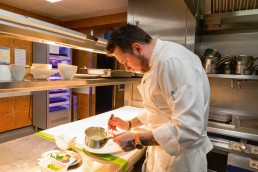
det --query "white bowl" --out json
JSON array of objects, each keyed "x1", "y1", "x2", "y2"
[
  {"x1": 0, "y1": 65, "x2": 12, "y2": 81},
  {"x1": 31, "y1": 69, "x2": 59, "y2": 80},
  {"x1": 55, "y1": 135, "x2": 76, "y2": 150},
  {"x1": 57, "y1": 63, "x2": 69, "y2": 68},
  {"x1": 58, "y1": 64, "x2": 77, "y2": 80},
  {"x1": 38, "y1": 157, "x2": 68, "y2": 172},
  {"x1": 10, "y1": 64, "x2": 27, "y2": 81},
  {"x1": 32, "y1": 63, "x2": 52, "y2": 70}
]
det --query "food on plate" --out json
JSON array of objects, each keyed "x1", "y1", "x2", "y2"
[
  {"x1": 60, "y1": 154, "x2": 71, "y2": 163},
  {"x1": 41, "y1": 150, "x2": 82, "y2": 167},
  {"x1": 47, "y1": 163, "x2": 60, "y2": 171},
  {"x1": 50, "y1": 152, "x2": 70, "y2": 163},
  {"x1": 38, "y1": 157, "x2": 68, "y2": 172}
]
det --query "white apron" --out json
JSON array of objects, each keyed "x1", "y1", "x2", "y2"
[{"x1": 138, "y1": 71, "x2": 213, "y2": 172}]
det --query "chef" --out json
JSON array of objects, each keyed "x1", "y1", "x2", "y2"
[{"x1": 106, "y1": 24, "x2": 213, "y2": 172}]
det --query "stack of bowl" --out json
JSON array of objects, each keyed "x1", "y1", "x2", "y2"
[
  {"x1": 58, "y1": 64, "x2": 77, "y2": 80},
  {"x1": 31, "y1": 63, "x2": 58, "y2": 80}
]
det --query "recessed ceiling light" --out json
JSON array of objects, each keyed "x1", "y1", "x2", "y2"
[{"x1": 47, "y1": 0, "x2": 62, "y2": 3}]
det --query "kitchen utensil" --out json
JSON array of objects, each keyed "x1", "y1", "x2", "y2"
[
  {"x1": 84, "y1": 126, "x2": 114, "y2": 149},
  {"x1": 216, "y1": 55, "x2": 235, "y2": 74},
  {"x1": 10, "y1": 64, "x2": 27, "y2": 81},
  {"x1": 38, "y1": 157, "x2": 68, "y2": 172},
  {"x1": 31, "y1": 69, "x2": 59, "y2": 80},
  {"x1": 55, "y1": 135, "x2": 76, "y2": 150},
  {"x1": 202, "y1": 48, "x2": 221, "y2": 62},
  {"x1": 87, "y1": 68, "x2": 133, "y2": 78},
  {"x1": 83, "y1": 139, "x2": 122, "y2": 154},
  {"x1": 203, "y1": 56, "x2": 219, "y2": 74},
  {"x1": 32, "y1": 63, "x2": 52, "y2": 70},
  {"x1": 235, "y1": 55, "x2": 258, "y2": 75},
  {"x1": 0, "y1": 65, "x2": 12, "y2": 81},
  {"x1": 58, "y1": 64, "x2": 78, "y2": 80},
  {"x1": 202, "y1": 48, "x2": 221, "y2": 58}
]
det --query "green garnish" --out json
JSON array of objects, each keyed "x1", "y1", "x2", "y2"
[
  {"x1": 50, "y1": 153, "x2": 64, "y2": 161},
  {"x1": 47, "y1": 163, "x2": 60, "y2": 171}
]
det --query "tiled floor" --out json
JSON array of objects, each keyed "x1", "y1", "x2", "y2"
[{"x1": 0, "y1": 126, "x2": 39, "y2": 144}]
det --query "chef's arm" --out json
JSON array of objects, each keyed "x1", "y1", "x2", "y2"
[
  {"x1": 140, "y1": 131, "x2": 159, "y2": 146},
  {"x1": 129, "y1": 118, "x2": 159, "y2": 145},
  {"x1": 129, "y1": 117, "x2": 143, "y2": 129}
]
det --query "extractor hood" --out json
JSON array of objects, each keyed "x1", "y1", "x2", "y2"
[
  {"x1": 0, "y1": 9, "x2": 107, "y2": 54},
  {"x1": 198, "y1": 0, "x2": 258, "y2": 31}
]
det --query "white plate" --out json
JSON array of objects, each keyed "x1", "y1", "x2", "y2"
[
  {"x1": 41, "y1": 150, "x2": 82, "y2": 166},
  {"x1": 83, "y1": 139, "x2": 122, "y2": 154}
]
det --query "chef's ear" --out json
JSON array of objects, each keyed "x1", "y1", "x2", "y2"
[{"x1": 132, "y1": 43, "x2": 142, "y2": 55}]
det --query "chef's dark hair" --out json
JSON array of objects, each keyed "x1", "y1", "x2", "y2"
[{"x1": 106, "y1": 23, "x2": 152, "y2": 56}]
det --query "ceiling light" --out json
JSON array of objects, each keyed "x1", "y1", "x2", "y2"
[{"x1": 47, "y1": 0, "x2": 62, "y2": 3}]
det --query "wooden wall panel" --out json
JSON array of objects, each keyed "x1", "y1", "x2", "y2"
[
  {"x1": 13, "y1": 39, "x2": 33, "y2": 65},
  {"x1": 0, "y1": 37, "x2": 32, "y2": 65},
  {"x1": 63, "y1": 13, "x2": 127, "y2": 30}
]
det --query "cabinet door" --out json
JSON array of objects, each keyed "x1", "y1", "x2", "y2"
[{"x1": 128, "y1": 0, "x2": 188, "y2": 45}]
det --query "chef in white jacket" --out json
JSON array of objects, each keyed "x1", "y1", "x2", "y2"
[{"x1": 106, "y1": 24, "x2": 213, "y2": 172}]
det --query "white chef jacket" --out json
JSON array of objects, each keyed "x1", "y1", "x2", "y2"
[{"x1": 137, "y1": 39, "x2": 213, "y2": 172}]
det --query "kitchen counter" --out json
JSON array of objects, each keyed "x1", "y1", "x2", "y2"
[{"x1": 0, "y1": 106, "x2": 146, "y2": 172}]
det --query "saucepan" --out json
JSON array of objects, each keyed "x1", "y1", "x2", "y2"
[{"x1": 84, "y1": 127, "x2": 114, "y2": 149}]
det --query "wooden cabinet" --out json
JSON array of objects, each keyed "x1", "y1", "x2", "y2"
[
  {"x1": 0, "y1": 96, "x2": 32, "y2": 133},
  {"x1": 0, "y1": 36, "x2": 32, "y2": 133}
]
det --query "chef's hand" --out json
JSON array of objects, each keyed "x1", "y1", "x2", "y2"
[
  {"x1": 108, "y1": 116, "x2": 130, "y2": 131},
  {"x1": 113, "y1": 131, "x2": 136, "y2": 152}
]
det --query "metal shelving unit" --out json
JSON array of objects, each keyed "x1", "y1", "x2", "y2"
[
  {"x1": 0, "y1": 78, "x2": 142, "y2": 93},
  {"x1": 207, "y1": 74, "x2": 258, "y2": 80}
]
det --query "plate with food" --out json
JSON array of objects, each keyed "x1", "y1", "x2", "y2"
[{"x1": 40, "y1": 150, "x2": 82, "y2": 166}]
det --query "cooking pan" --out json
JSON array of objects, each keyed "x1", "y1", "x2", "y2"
[
  {"x1": 84, "y1": 127, "x2": 113, "y2": 149},
  {"x1": 235, "y1": 55, "x2": 258, "y2": 75}
]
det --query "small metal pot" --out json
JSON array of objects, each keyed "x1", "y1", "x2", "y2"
[
  {"x1": 203, "y1": 56, "x2": 220, "y2": 74},
  {"x1": 235, "y1": 55, "x2": 258, "y2": 75},
  {"x1": 84, "y1": 127, "x2": 113, "y2": 149},
  {"x1": 202, "y1": 48, "x2": 221, "y2": 59}
]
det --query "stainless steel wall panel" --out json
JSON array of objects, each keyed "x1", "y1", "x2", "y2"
[
  {"x1": 186, "y1": 10, "x2": 196, "y2": 52},
  {"x1": 128, "y1": 0, "x2": 188, "y2": 45},
  {"x1": 198, "y1": 31, "x2": 258, "y2": 58},
  {"x1": 209, "y1": 77, "x2": 258, "y2": 117}
]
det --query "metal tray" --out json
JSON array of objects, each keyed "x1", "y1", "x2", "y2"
[{"x1": 87, "y1": 69, "x2": 133, "y2": 78}]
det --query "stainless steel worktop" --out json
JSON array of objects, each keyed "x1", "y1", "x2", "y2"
[
  {"x1": 0, "y1": 106, "x2": 146, "y2": 172},
  {"x1": 0, "y1": 78, "x2": 142, "y2": 93},
  {"x1": 0, "y1": 134, "x2": 146, "y2": 172}
]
